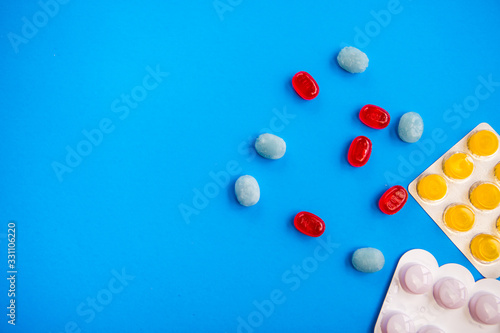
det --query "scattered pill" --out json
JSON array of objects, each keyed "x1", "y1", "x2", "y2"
[
  {"x1": 254, "y1": 133, "x2": 286, "y2": 160},
  {"x1": 337, "y1": 46, "x2": 369, "y2": 73},
  {"x1": 347, "y1": 136, "x2": 372, "y2": 167},
  {"x1": 443, "y1": 204, "x2": 475, "y2": 232},
  {"x1": 442, "y1": 153, "x2": 474, "y2": 180},
  {"x1": 359, "y1": 104, "x2": 390, "y2": 129},
  {"x1": 468, "y1": 130, "x2": 499, "y2": 157},
  {"x1": 469, "y1": 292, "x2": 500, "y2": 325},
  {"x1": 417, "y1": 174, "x2": 447, "y2": 202},
  {"x1": 470, "y1": 234, "x2": 500, "y2": 262},
  {"x1": 293, "y1": 211, "x2": 325, "y2": 237},
  {"x1": 292, "y1": 71, "x2": 319, "y2": 100},
  {"x1": 469, "y1": 182, "x2": 500, "y2": 210},
  {"x1": 378, "y1": 185, "x2": 408, "y2": 215},
  {"x1": 234, "y1": 175, "x2": 260, "y2": 207},
  {"x1": 398, "y1": 112, "x2": 424, "y2": 143},
  {"x1": 433, "y1": 278, "x2": 468, "y2": 309},
  {"x1": 352, "y1": 247, "x2": 385, "y2": 273}
]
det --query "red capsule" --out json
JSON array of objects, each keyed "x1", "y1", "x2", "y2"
[
  {"x1": 359, "y1": 104, "x2": 390, "y2": 129},
  {"x1": 292, "y1": 71, "x2": 319, "y2": 100},
  {"x1": 379, "y1": 185, "x2": 408, "y2": 215},
  {"x1": 294, "y1": 211, "x2": 325, "y2": 237},
  {"x1": 347, "y1": 136, "x2": 372, "y2": 167}
]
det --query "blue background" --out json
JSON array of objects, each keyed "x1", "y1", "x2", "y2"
[{"x1": 1, "y1": 0, "x2": 500, "y2": 332}]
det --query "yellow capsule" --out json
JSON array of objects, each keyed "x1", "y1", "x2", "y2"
[
  {"x1": 443, "y1": 153, "x2": 474, "y2": 180},
  {"x1": 443, "y1": 205, "x2": 475, "y2": 232},
  {"x1": 469, "y1": 182, "x2": 500, "y2": 210},
  {"x1": 497, "y1": 216, "x2": 500, "y2": 234},
  {"x1": 470, "y1": 234, "x2": 500, "y2": 263},
  {"x1": 417, "y1": 174, "x2": 447, "y2": 201},
  {"x1": 468, "y1": 130, "x2": 499, "y2": 157}
]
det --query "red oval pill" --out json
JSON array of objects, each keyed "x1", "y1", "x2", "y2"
[
  {"x1": 292, "y1": 71, "x2": 319, "y2": 100},
  {"x1": 359, "y1": 104, "x2": 390, "y2": 129},
  {"x1": 294, "y1": 211, "x2": 325, "y2": 237},
  {"x1": 347, "y1": 136, "x2": 372, "y2": 167},
  {"x1": 379, "y1": 185, "x2": 408, "y2": 215}
]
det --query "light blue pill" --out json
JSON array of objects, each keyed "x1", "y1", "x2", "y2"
[
  {"x1": 352, "y1": 247, "x2": 385, "y2": 273},
  {"x1": 337, "y1": 46, "x2": 369, "y2": 73},
  {"x1": 255, "y1": 133, "x2": 286, "y2": 160},
  {"x1": 398, "y1": 112, "x2": 424, "y2": 143},
  {"x1": 235, "y1": 175, "x2": 260, "y2": 207}
]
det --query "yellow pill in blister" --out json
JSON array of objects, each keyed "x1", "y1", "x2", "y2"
[
  {"x1": 417, "y1": 174, "x2": 447, "y2": 201},
  {"x1": 495, "y1": 163, "x2": 500, "y2": 182},
  {"x1": 497, "y1": 216, "x2": 500, "y2": 234},
  {"x1": 468, "y1": 130, "x2": 499, "y2": 157},
  {"x1": 470, "y1": 234, "x2": 500, "y2": 263},
  {"x1": 443, "y1": 204, "x2": 475, "y2": 232},
  {"x1": 443, "y1": 153, "x2": 474, "y2": 180},
  {"x1": 469, "y1": 182, "x2": 500, "y2": 210}
]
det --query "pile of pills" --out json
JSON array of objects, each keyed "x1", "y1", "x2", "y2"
[
  {"x1": 234, "y1": 47, "x2": 430, "y2": 247},
  {"x1": 409, "y1": 123, "x2": 500, "y2": 278},
  {"x1": 375, "y1": 249, "x2": 500, "y2": 332},
  {"x1": 182, "y1": 15, "x2": 500, "y2": 331},
  {"x1": 232, "y1": 45, "x2": 500, "y2": 333}
]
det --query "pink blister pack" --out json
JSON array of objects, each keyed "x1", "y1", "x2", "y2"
[{"x1": 374, "y1": 249, "x2": 500, "y2": 333}]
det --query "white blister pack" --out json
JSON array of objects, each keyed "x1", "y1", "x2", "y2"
[
  {"x1": 408, "y1": 123, "x2": 500, "y2": 278},
  {"x1": 374, "y1": 249, "x2": 500, "y2": 333}
]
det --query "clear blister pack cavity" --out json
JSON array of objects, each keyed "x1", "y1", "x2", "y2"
[
  {"x1": 408, "y1": 123, "x2": 500, "y2": 278},
  {"x1": 374, "y1": 249, "x2": 500, "y2": 333}
]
